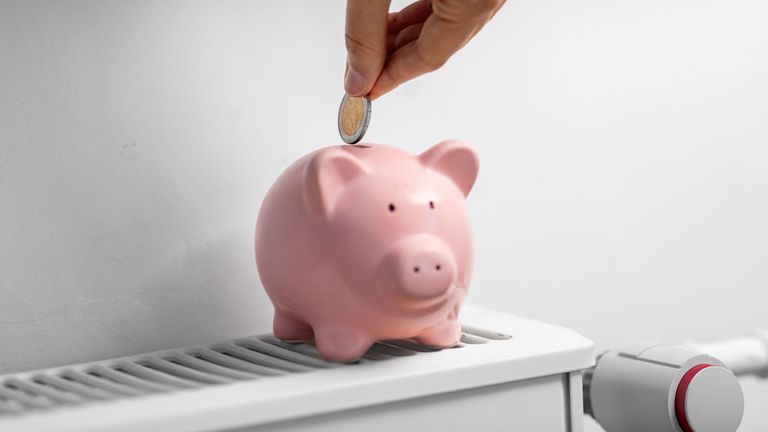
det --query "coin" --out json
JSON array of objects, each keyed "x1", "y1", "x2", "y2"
[{"x1": 338, "y1": 94, "x2": 371, "y2": 144}]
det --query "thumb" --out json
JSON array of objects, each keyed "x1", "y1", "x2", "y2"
[{"x1": 345, "y1": 0, "x2": 391, "y2": 96}]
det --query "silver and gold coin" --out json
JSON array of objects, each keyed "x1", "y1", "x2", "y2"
[{"x1": 338, "y1": 94, "x2": 371, "y2": 144}]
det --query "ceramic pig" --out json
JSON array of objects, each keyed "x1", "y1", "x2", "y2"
[{"x1": 255, "y1": 140, "x2": 479, "y2": 362}]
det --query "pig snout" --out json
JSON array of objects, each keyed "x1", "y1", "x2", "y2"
[{"x1": 387, "y1": 235, "x2": 457, "y2": 300}]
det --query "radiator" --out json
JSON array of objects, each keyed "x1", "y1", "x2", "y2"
[{"x1": 0, "y1": 304, "x2": 594, "y2": 432}]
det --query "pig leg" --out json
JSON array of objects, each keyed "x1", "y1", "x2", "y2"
[
  {"x1": 415, "y1": 319, "x2": 462, "y2": 347},
  {"x1": 273, "y1": 310, "x2": 314, "y2": 342},
  {"x1": 314, "y1": 327, "x2": 372, "y2": 363}
]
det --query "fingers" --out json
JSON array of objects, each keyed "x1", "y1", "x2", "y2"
[
  {"x1": 370, "y1": 0, "x2": 504, "y2": 100},
  {"x1": 393, "y1": 22, "x2": 424, "y2": 52},
  {"x1": 369, "y1": 41, "x2": 435, "y2": 100},
  {"x1": 388, "y1": 0, "x2": 432, "y2": 34},
  {"x1": 345, "y1": 0, "x2": 392, "y2": 96},
  {"x1": 347, "y1": 0, "x2": 505, "y2": 100},
  {"x1": 386, "y1": 2, "x2": 430, "y2": 53}
]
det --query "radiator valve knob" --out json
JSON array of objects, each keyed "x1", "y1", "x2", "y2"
[{"x1": 587, "y1": 342, "x2": 743, "y2": 432}]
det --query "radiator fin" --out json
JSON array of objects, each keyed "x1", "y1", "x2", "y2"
[{"x1": 0, "y1": 326, "x2": 510, "y2": 416}]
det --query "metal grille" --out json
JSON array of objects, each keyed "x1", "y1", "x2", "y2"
[{"x1": 0, "y1": 326, "x2": 511, "y2": 416}]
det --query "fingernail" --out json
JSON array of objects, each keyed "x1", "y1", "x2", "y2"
[{"x1": 344, "y1": 67, "x2": 366, "y2": 96}]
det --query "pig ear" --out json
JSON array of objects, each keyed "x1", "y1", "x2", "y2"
[
  {"x1": 304, "y1": 148, "x2": 369, "y2": 215},
  {"x1": 419, "y1": 140, "x2": 479, "y2": 197}
]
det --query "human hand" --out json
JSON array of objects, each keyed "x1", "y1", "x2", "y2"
[{"x1": 344, "y1": 0, "x2": 505, "y2": 100}]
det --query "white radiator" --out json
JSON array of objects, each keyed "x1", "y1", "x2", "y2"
[{"x1": 0, "y1": 305, "x2": 594, "y2": 432}]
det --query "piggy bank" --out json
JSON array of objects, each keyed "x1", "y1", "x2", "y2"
[{"x1": 255, "y1": 140, "x2": 479, "y2": 362}]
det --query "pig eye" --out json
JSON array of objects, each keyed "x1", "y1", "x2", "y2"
[
  {"x1": 429, "y1": 201, "x2": 435, "y2": 209},
  {"x1": 388, "y1": 203, "x2": 396, "y2": 212}
]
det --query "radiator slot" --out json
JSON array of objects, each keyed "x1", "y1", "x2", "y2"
[
  {"x1": 113, "y1": 362, "x2": 201, "y2": 389},
  {"x1": 234, "y1": 338, "x2": 333, "y2": 368},
  {"x1": 187, "y1": 348, "x2": 285, "y2": 376},
  {"x1": 211, "y1": 343, "x2": 313, "y2": 373},
  {"x1": 167, "y1": 353, "x2": 260, "y2": 380},
  {"x1": 31, "y1": 375, "x2": 113, "y2": 401},
  {"x1": 0, "y1": 324, "x2": 512, "y2": 417}
]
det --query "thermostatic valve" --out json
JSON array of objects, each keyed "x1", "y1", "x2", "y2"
[{"x1": 586, "y1": 342, "x2": 744, "y2": 432}]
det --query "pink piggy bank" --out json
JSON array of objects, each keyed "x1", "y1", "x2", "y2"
[{"x1": 255, "y1": 140, "x2": 479, "y2": 362}]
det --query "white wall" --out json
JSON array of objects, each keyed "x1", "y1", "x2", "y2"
[{"x1": 1, "y1": 0, "x2": 767, "y2": 429}]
